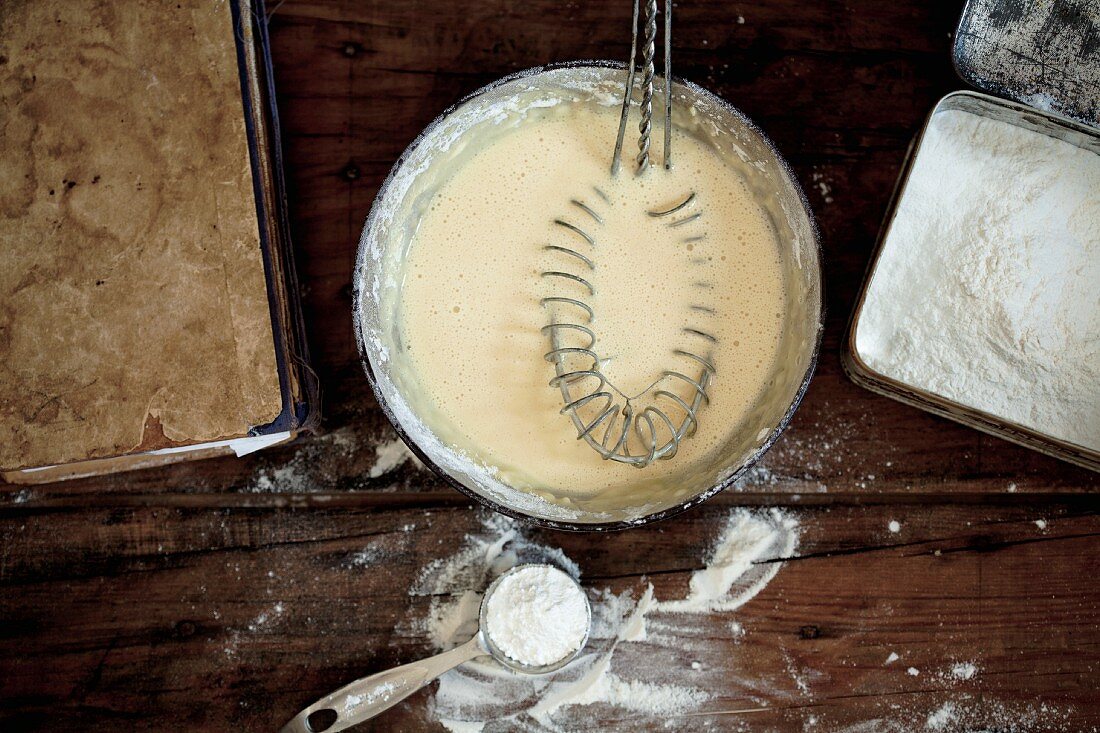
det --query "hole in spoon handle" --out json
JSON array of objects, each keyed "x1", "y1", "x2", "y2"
[{"x1": 306, "y1": 709, "x2": 338, "y2": 732}]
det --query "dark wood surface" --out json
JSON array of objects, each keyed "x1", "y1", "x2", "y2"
[{"x1": 2, "y1": 1, "x2": 1098, "y2": 731}]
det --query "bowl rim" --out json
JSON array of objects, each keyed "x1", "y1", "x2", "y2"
[{"x1": 351, "y1": 60, "x2": 824, "y2": 532}]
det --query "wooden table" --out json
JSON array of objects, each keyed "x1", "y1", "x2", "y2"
[{"x1": 2, "y1": 1, "x2": 1098, "y2": 731}]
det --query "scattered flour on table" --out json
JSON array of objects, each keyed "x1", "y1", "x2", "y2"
[
  {"x1": 812, "y1": 171, "x2": 835, "y2": 204},
  {"x1": 729, "y1": 407, "x2": 864, "y2": 493},
  {"x1": 946, "y1": 661, "x2": 978, "y2": 681},
  {"x1": 657, "y1": 510, "x2": 798, "y2": 614},
  {"x1": 441, "y1": 722, "x2": 487, "y2": 733},
  {"x1": 369, "y1": 437, "x2": 425, "y2": 478},
  {"x1": 248, "y1": 461, "x2": 314, "y2": 494},
  {"x1": 405, "y1": 509, "x2": 798, "y2": 731},
  {"x1": 8, "y1": 489, "x2": 34, "y2": 504},
  {"x1": 926, "y1": 701, "x2": 958, "y2": 731},
  {"x1": 245, "y1": 426, "x2": 423, "y2": 492},
  {"x1": 826, "y1": 659, "x2": 1075, "y2": 733},
  {"x1": 888, "y1": 520, "x2": 901, "y2": 533},
  {"x1": 345, "y1": 546, "x2": 387, "y2": 568},
  {"x1": 343, "y1": 522, "x2": 419, "y2": 568},
  {"x1": 246, "y1": 601, "x2": 285, "y2": 632},
  {"x1": 385, "y1": 510, "x2": 1073, "y2": 732},
  {"x1": 840, "y1": 696, "x2": 1077, "y2": 733},
  {"x1": 784, "y1": 651, "x2": 813, "y2": 697},
  {"x1": 245, "y1": 426, "x2": 363, "y2": 493}
]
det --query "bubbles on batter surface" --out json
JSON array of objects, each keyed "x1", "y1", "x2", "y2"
[{"x1": 394, "y1": 98, "x2": 789, "y2": 493}]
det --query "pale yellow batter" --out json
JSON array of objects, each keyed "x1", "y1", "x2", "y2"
[{"x1": 394, "y1": 101, "x2": 785, "y2": 498}]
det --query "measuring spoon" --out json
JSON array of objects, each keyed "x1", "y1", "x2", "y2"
[{"x1": 280, "y1": 564, "x2": 591, "y2": 733}]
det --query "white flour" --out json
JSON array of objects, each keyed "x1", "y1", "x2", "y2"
[
  {"x1": 369, "y1": 437, "x2": 424, "y2": 478},
  {"x1": 837, "y1": 695, "x2": 1076, "y2": 733},
  {"x1": 656, "y1": 510, "x2": 799, "y2": 614},
  {"x1": 926, "y1": 701, "x2": 958, "y2": 731},
  {"x1": 405, "y1": 509, "x2": 798, "y2": 731},
  {"x1": 856, "y1": 109, "x2": 1100, "y2": 452},
  {"x1": 945, "y1": 661, "x2": 978, "y2": 681},
  {"x1": 382, "y1": 508, "x2": 1072, "y2": 731},
  {"x1": 484, "y1": 566, "x2": 588, "y2": 667}
]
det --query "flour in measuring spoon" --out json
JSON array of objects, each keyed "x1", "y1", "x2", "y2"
[{"x1": 484, "y1": 565, "x2": 588, "y2": 667}]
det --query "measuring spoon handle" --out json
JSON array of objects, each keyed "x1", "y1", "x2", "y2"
[{"x1": 280, "y1": 635, "x2": 487, "y2": 733}]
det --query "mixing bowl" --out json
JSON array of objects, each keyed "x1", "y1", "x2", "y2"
[{"x1": 353, "y1": 62, "x2": 822, "y2": 530}]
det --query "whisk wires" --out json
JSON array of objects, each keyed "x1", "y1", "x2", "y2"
[
  {"x1": 540, "y1": 190, "x2": 716, "y2": 467},
  {"x1": 611, "y1": 0, "x2": 674, "y2": 176}
]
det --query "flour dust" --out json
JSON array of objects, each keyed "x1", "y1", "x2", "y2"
[{"x1": 402, "y1": 508, "x2": 799, "y2": 732}]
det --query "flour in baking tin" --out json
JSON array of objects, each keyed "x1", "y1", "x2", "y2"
[{"x1": 856, "y1": 109, "x2": 1100, "y2": 452}]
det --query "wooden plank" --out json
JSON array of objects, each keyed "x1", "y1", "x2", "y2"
[
  {"x1": 0, "y1": 498, "x2": 1096, "y2": 731},
  {"x1": 1, "y1": 0, "x2": 1098, "y2": 730}
]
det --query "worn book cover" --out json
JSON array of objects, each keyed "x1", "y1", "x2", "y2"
[{"x1": 0, "y1": 0, "x2": 315, "y2": 475}]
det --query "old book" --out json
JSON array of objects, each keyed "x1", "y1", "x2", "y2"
[{"x1": 0, "y1": 0, "x2": 317, "y2": 483}]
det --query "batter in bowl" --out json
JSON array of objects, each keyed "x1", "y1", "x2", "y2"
[{"x1": 391, "y1": 98, "x2": 786, "y2": 502}]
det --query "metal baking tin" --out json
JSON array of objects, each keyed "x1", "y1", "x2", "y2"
[
  {"x1": 843, "y1": 90, "x2": 1100, "y2": 473},
  {"x1": 953, "y1": 0, "x2": 1100, "y2": 127}
]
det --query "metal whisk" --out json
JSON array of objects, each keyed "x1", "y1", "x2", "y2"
[
  {"x1": 540, "y1": 0, "x2": 717, "y2": 468},
  {"x1": 611, "y1": 0, "x2": 672, "y2": 176}
]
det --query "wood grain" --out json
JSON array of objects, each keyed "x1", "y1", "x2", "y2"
[
  {"x1": 2, "y1": 497, "x2": 1097, "y2": 730},
  {"x1": 1, "y1": 0, "x2": 1098, "y2": 730}
]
